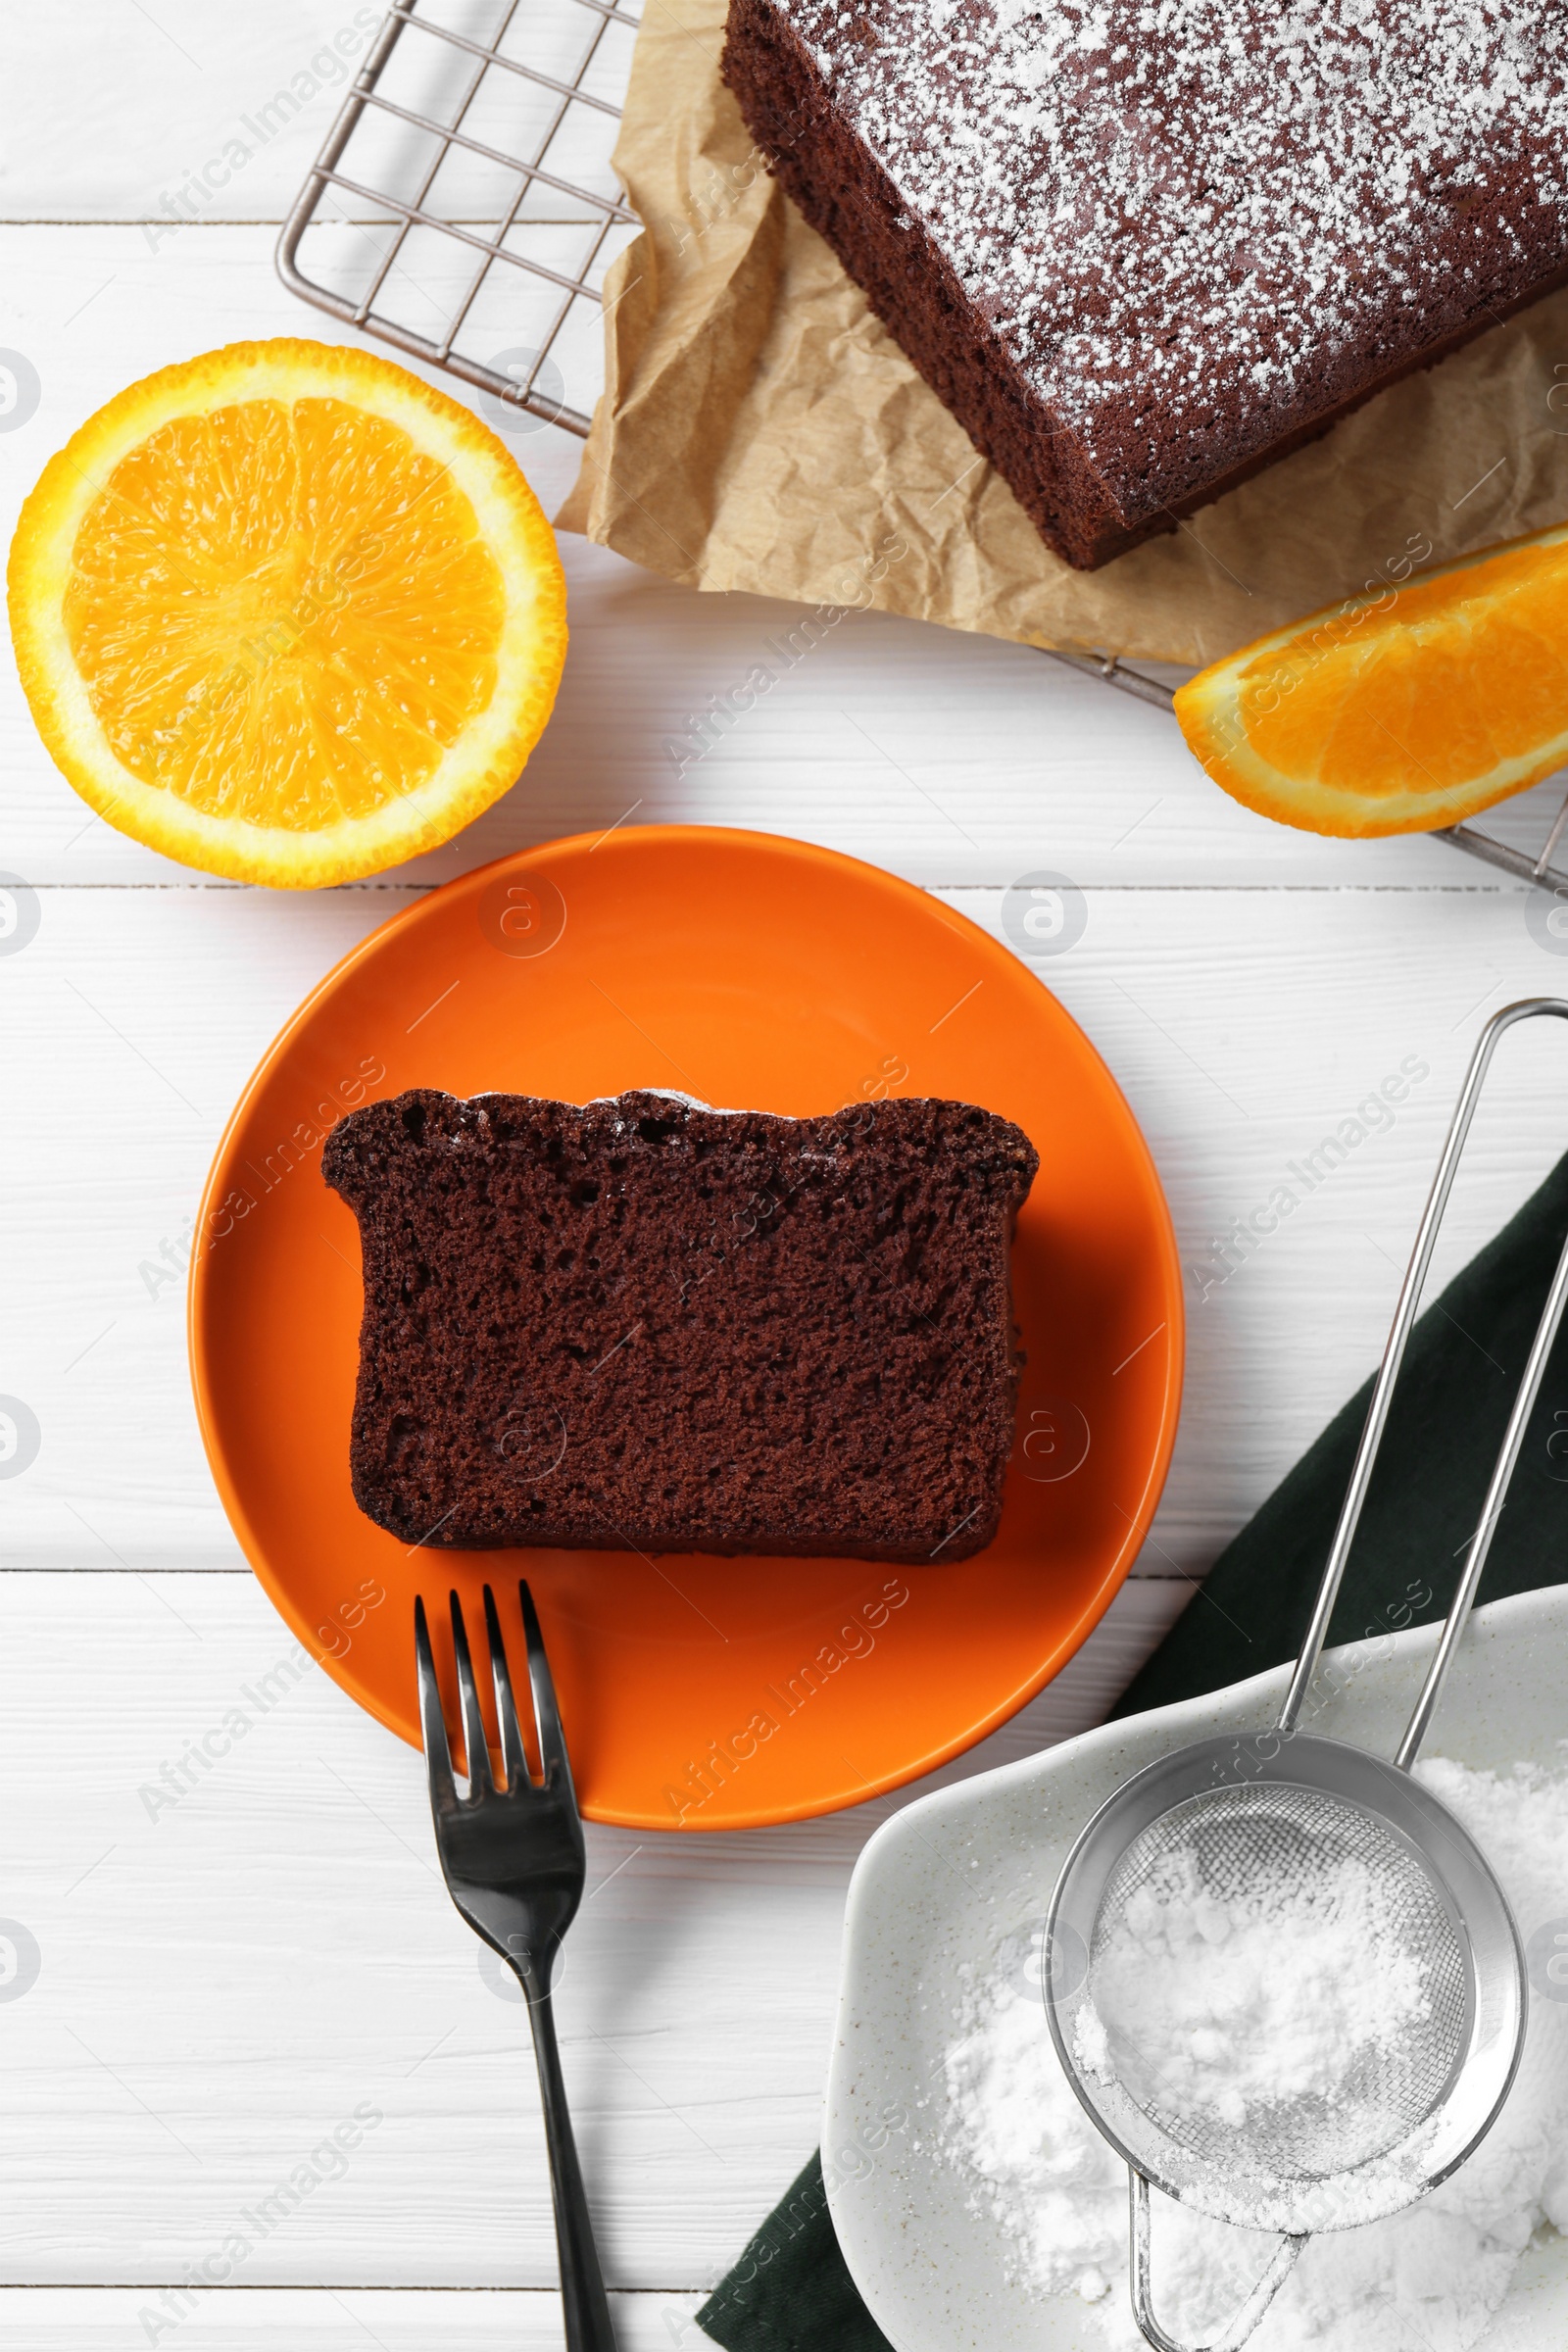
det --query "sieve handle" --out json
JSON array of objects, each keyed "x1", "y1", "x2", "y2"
[
  {"x1": 1276, "y1": 998, "x2": 1568, "y2": 1750},
  {"x1": 1129, "y1": 2171, "x2": 1305, "y2": 2352}
]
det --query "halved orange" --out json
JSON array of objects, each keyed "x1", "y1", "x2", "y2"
[
  {"x1": 1174, "y1": 520, "x2": 1568, "y2": 836},
  {"x1": 8, "y1": 339, "x2": 566, "y2": 887}
]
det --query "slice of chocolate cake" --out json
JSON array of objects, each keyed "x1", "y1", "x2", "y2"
[
  {"x1": 322, "y1": 1089, "x2": 1037, "y2": 1562},
  {"x1": 722, "y1": 0, "x2": 1568, "y2": 569}
]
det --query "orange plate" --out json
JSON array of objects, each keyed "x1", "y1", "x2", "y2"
[{"x1": 190, "y1": 828, "x2": 1183, "y2": 1830}]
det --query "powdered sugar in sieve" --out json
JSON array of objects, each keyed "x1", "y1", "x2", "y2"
[{"x1": 1076, "y1": 1783, "x2": 1470, "y2": 2182}]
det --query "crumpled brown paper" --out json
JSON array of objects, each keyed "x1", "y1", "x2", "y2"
[{"x1": 557, "y1": 0, "x2": 1568, "y2": 665}]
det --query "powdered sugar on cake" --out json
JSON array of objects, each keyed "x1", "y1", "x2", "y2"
[{"x1": 774, "y1": 0, "x2": 1568, "y2": 513}]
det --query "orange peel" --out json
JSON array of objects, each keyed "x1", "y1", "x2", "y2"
[{"x1": 1174, "y1": 521, "x2": 1568, "y2": 836}]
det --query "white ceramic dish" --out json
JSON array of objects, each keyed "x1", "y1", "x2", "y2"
[{"x1": 824, "y1": 1587, "x2": 1568, "y2": 2352}]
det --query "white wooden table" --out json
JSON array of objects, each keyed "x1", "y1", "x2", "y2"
[{"x1": 6, "y1": 9, "x2": 1567, "y2": 2347}]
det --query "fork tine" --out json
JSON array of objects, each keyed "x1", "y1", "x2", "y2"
[
  {"x1": 482, "y1": 1583, "x2": 531, "y2": 1788},
  {"x1": 518, "y1": 1580, "x2": 573, "y2": 1792},
  {"x1": 414, "y1": 1596, "x2": 456, "y2": 1811},
  {"x1": 449, "y1": 1591, "x2": 493, "y2": 1793}
]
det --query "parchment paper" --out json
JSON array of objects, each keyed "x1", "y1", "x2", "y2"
[{"x1": 557, "y1": 0, "x2": 1568, "y2": 665}]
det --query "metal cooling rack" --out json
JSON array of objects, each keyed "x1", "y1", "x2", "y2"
[
  {"x1": 276, "y1": 7, "x2": 1568, "y2": 897},
  {"x1": 276, "y1": 0, "x2": 640, "y2": 435},
  {"x1": 1041, "y1": 648, "x2": 1568, "y2": 896}
]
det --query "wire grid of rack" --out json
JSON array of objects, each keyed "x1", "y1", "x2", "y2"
[
  {"x1": 277, "y1": 3, "x2": 1568, "y2": 899},
  {"x1": 277, "y1": 0, "x2": 640, "y2": 435}
]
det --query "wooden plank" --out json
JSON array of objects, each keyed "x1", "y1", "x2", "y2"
[
  {"x1": 8, "y1": 5, "x2": 452, "y2": 223},
  {"x1": 0, "y1": 2288, "x2": 706, "y2": 2350},
  {"x1": 0, "y1": 1572, "x2": 1185, "y2": 2286},
  {"x1": 0, "y1": 882, "x2": 1560, "y2": 1575},
  {"x1": 0, "y1": 223, "x2": 1538, "y2": 893},
  {"x1": 7, "y1": 0, "x2": 641, "y2": 225}
]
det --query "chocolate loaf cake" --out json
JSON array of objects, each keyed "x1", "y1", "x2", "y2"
[
  {"x1": 323, "y1": 1089, "x2": 1038, "y2": 1562},
  {"x1": 722, "y1": 0, "x2": 1568, "y2": 569}
]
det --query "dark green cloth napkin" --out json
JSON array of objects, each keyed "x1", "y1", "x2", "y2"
[
  {"x1": 697, "y1": 1148, "x2": 1568, "y2": 2352},
  {"x1": 698, "y1": 2152, "x2": 893, "y2": 2351}
]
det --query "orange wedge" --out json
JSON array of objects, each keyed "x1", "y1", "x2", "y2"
[
  {"x1": 8, "y1": 339, "x2": 566, "y2": 887},
  {"x1": 1174, "y1": 521, "x2": 1568, "y2": 836}
]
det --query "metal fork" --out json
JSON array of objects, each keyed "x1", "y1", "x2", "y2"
[{"x1": 415, "y1": 1582, "x2": 616, "y2": 2352}]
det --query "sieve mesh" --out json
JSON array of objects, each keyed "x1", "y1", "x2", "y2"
[{"x1": 1087, "y1": 1783, "x2": 1471, "y2": 2181}]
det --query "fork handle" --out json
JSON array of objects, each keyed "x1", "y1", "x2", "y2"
[{"x1": 526, "y1": 1984, "x2": 618, "y2": 2352}]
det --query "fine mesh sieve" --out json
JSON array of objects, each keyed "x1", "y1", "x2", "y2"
[
  {"x1": 1046, "y1": 999, "x2": 1568, "y2": 2352},
  {"x1": 1091, "y1": 1783, "x2": 1470, "y2": 2182}
]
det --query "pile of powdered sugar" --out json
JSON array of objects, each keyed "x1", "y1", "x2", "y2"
[{"x1": 944, "y1": 1758, "x2": 1568, "y2": 2351}]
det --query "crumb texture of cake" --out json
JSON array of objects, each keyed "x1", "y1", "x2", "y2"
[
  {"x1": 722, "y1": 0, "x2": 1568, "y2": 568},
  {"x1": 322, "y1": 1090, "x2": 1039, "y2": 1562}
]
